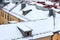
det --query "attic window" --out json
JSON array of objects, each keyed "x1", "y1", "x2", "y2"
[
  {"x1": 17, "y1": 26, "x2": 32, "y2": 37},
  {"x1": 23, "y1": 10, "x2": 32, "y2": 15}
]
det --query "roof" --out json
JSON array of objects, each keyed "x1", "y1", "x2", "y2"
[
  {"x1": 0, "y1": 16, "x2": 54, "y2": 40},
  {"x1": 18, "y1": 25, "x2": 32, "y2": 32},
  {"x1": 53, "y1": 13, "x2": 60, "y2": 32},
  {"x1": 3, "y1": 3, "x2": 16, "y2": 11},
  {"x1": 18, "y1": 32, "x2": 53, "y2": 40},
  {"x1": 16, "y1": 16, "x2": 53, "y2": 35},
  {"x1": 2, "y1": 9, "x2": 30, "y2": 21},
  {"x1": 0, "y1": 24, "x2": 23, "y2": 40},
  {"x1": 11, "y1": 4, "x2": 49, "y2": 20}
]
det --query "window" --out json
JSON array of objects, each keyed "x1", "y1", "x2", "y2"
[
  {"x1": 26, "y1": 32, "x2": 30, "y2": 36},
  {"x1": 1, "y1": 12, "x2": 4, "y2": 17},
  {"x1": 5, "y1": 14, "x2": 6, "y2": 19},
  {"x1": 7, "y1": 15, "x2": 9, "y2": 20},
  {"x1": 10, "y1": 17, "x2": 12, "y2": 21}
]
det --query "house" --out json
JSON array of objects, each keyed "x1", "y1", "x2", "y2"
[
  {"x1": 11, "y1": 3, "x2": 49, "y2": 20},
  {"x1": 0, "y1": 1, "x2": 60, "y2": 40},
  {"x1": 0, "y1": 2, "x2": 51, "y2": 25},
  {"x1": 0, "y1": 3, "x2": 24, "y2": 24},
  {"x1": 0, "y1": 16, "x2": 54, "y2": 40}
]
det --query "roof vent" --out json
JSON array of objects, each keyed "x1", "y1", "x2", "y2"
[
  {"x1": 48, "y1": 9, "x2": 55, "y2": 18},
  {"x1": 17, "y1": 25, "x2": 32, "y2": 37},
  {"x1": 23, "y1": 10, "x2": 32, "y2": 15}
]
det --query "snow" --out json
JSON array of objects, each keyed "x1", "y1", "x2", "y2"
[
  {"x1": 0, "y1": 24, "x2": 23, "y2": 40},
  {"x1": 18, "y1": 25, "x2": 32, "y2": 32},
  {"x1": 30, "y1": 2, "x2": 36, "y2": 5},
  {"x1": 8, "y1": 21, "x2": 18, "y2": 24},
  {"x1": 0, "y1": 16, "x2": 54, "y2": 40},
  {"x1": 11, "y1": 4, "x2": 49, "y2": 20},
  {"x1": 2, "y1": 9, "x2": 30, "y2": 21},
  {"x1": 16, "y1": 16, "x2": 53, "y2": 35},
  {"x1": 22, "y1": 5, "x2": 37, "y2": 11},
  {"x1": 1, "y1": 1, "x2": 60, "y2": 40},
  {"x1": 56, "y1": 3, "x2": 59, "y2": 6},
  {"x1": 13, "y1": 16, "x2": 53, "y2": 40},
  {"x1": 36, "y1": 3, "x2": 44, "y2": 7},
  {"x1": 24, "y1": 10, "x2": 49, "y2": 20},
  {"x1": 3, "y1": 3, "x2": 50, "y2": 21},
  {"x1": 18, "y1": 32, "x2": 53, "y2": 40},
  {"x1": 53, "y1": 13, "x2": 60, "y2": 32},
  {"x1": 45, "y1": 1, "x2": 54, "y2": 5},
  {"x1": 3, "y1": 3, "x2": 16, "y2": 11},
  {"x1": 32, "y1": 32, "x2": 53, "y2": 39}
]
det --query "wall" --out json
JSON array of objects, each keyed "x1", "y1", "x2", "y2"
[
  {"x1": 36, "y1": 36, "x2": 52, "y2": 40},
  {"x1": 0, "y1": 9, "x2": 23, "y2": 25}
]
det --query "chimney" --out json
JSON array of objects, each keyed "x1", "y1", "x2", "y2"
[
  {"x1": 23, "y1": 10, "x2": 32, "y2": 15},
  {"x1": 21, "y1": 4, "x2": 26, "y2": 10},
  {"x1": 48, "y1": 9, "x2": 55, "y2": 18}
]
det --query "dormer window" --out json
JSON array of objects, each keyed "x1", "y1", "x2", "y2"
[{"x1": 17, "y1": 26, "x2": 32, "y2": 37}]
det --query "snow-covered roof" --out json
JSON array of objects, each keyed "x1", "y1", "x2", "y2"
[
  {"x1": 2, "y1": 9, "x2": 30, "y2": 21},
  {"x1": 45, "y1": 1, "x2": 54, "y2": 5},
  {"x1": 29, "y1": 2, "x2": 36, "y2": 5},
  {"x1": 53, "y1": 13, "x2": 60, "y2": 32},
  {"x1": 24, "y1": 10, "x2": 49, "y2": 20},
  {"x1": 18, "y1": 32, "x2": 53, "y2": 40},
  {"x1": 35, "y1": 3, "x2": 45, "y2": 7},
  {"x1": 3, "y1": 3, "x2": 16, "y2": 11},
  {"x1": 11, "y1": 4, "x2": 49, "y2": 20},
  {"x1": 17, "y1": 16, "x2": 53, "y2": 35},
  {"x1": 16, "y1": 17, "x2": 54, "y2": 40},
  {"x1": 0, "y1": 24, "x2": 23, "y2": 40},
  {"x1": 0, "y1": 16, "x2": 54, "y2": 40},
  {"x1": 18, "y1": 25, "x2": 32, "y2": 32}
]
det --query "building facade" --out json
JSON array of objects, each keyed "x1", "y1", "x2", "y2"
[{"x1": 0, "y1": 9, "x2": 23, "y2": 24}]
